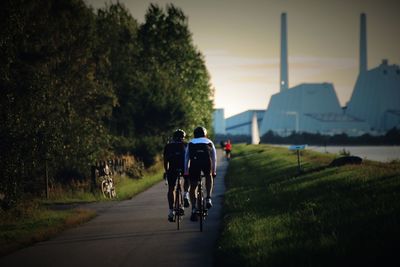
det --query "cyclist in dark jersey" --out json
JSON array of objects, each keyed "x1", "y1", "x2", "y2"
[
  {"x1": 163, "y1": 129, "x2": 189, "y2": 222},
  {"x1": 184, "y1": 126, "x2": 217, "y2": 221}
]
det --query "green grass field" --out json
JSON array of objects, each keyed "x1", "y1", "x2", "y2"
[{"x1": 215, "y1": 144, "x2": 400, "y2": 267}]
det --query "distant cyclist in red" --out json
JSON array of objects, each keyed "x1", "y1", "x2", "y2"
[{"x1": 224, "y1": 139, "x2": 232, "y2": 160}]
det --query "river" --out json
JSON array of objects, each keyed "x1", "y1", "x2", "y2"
[
  {"x1": 307, "y1": 145, "x2": 400, "y2": 162},
  {"x1": 271, "y1": 144, "x2": 400, "y2": 162}
]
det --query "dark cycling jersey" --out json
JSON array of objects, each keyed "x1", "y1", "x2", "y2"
[{"x1": 164, "y1": 141, "x2": 187, "y2": 171}]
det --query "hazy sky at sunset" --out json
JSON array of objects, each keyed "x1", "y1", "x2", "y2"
[{"x1": 85, "y1": 0, "x2": 400, "y2": 118}]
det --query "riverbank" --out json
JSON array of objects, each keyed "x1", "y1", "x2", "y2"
[{"x1": 271, "y1": 144, "x2": 400, "y2": 162}]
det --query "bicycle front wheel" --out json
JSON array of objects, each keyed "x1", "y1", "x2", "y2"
[{"x1": 111, "y1": 187, "x2": 116, "y2": 198}]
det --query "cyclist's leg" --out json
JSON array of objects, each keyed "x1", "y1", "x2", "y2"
[
  {"x1": 183, "y1": 175, "x2": 190, "y2": 207},
  {"x1": 176, "y1": 175, "x2": 185, "y2": 215},
  {"x1": 189, "y1": 167, "x2": 200, "y2": 209},
  {"x1": 199, "y1": 160, "x2": 212, "y2": 198},
  {"x1": 167, "y1": 171, "x2": 177, "y2": 221},
  {"x1": 183, "y1": 175, "x2": 190, "y2": 193},
  {"x1": 225, "y1": 149, "x2": 231, "y2": 159},
  {"x1": 189, "y1": 166, "x2": 200, "y2": 221},
  {"x1": 167, "y1": 183, "x2": 175, "y2": 210},
  {"x1": 202, "y1": 164, "x2": 213, "y2": 208},
  {"x1": 167, "y1": 172, "x2": 176, "y2": 209},
  {"x1": 204, "y1": 173, "x2": 213, "y2": 198}
]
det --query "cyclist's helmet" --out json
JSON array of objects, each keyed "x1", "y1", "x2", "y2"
[
  {"x1": 194, "y1": 126, "x2": 207, "y2": 138},
  {"x1": 173, "y1": 129, "x2": 186, "y2": 141}
]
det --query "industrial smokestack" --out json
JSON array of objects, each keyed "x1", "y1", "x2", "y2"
[
  {"x1": 280, "y1": 13, "x2": 289, "y2": 91},
  {"x1": 359, "y1": 13, "x2": 367, "y2": 74}
]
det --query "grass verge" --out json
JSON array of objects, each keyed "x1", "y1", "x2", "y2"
[
  {"x1": 216, "y1": 144, "x2": 400, "y2": 267},
  {"x1": 1, "y1": 166, "x2": 163, "y2": 257},
  {"x1": 116, "y1": 170, "x2": 163, "y2": 200},
  {"x1": 0, "y1": 204, "x2": 95, "y2": 257}
]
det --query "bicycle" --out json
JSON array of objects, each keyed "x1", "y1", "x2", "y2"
[
  {"x1": 100, "y1": 174, "x2": 116, "y2": 199},
  {"x1": 196, "y1": 174, "x2": 208, "y2": 232},
  {"x1": 173, "y1": 171, "x2": 185, "y2": 230}
]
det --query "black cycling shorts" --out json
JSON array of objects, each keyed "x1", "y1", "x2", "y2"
[
  {"x1": 167, "y1": 169, "x2": 182, "y2": 186},
  {"x1": 189, "y1": 160, "x2": 211, "y2": 187}
]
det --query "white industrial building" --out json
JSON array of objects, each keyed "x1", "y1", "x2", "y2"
[
  {"x1": 346, "y1": 60, "x2": 400, "y2": 133},
  {"x1": 226, "y1": 110, "x2": 264, "y2": 136},
  {"x1": 217, "y1": 13, "x2": 399, "y2": 138},
  {"x1": 346, "y1": 13, "x2": 400, "y2": 133},
  {"x1": 260, "y1": 83, "x2": 369, "y2": 136},
  {"x1": 212, "y1": 108, "x2": 226, "y2": 135},
  {"x1": 259, "y1": 13, "x2": 397, "y2": 137}
]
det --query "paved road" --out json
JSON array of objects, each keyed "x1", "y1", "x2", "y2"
[{"x1": 1, "y1": 150, "x2": 228, "y2": 267}]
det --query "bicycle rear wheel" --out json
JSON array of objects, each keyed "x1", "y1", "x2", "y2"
[
  {"x1": 176, "y1": 190, "x2": 183, "y2": 230},
  {"x1": 198, "y1": 192, "x2": 204, "y2": 232},
  {"x1": 101, "y1": 180, "x2": 109, "y2": 198}
]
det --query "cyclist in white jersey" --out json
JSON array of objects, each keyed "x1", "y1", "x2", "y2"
[{"x1": 184, "y1": 127, "x2": 217, "y2": 221}]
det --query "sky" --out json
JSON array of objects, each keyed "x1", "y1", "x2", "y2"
[{"x1": 85, "y1": 0, "x2": 400, "y2": 118}]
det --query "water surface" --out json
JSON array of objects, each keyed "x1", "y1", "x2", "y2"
[{"x1": 307, "y1": 145, "x2": 400, "y2": 162}]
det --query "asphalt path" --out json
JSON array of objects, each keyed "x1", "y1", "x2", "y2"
[{"x1": 1, "y1": 150, "x2": 228, "y2": 267}]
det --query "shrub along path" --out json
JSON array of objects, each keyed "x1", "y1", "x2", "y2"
[{"x1": 0, "y1": 149, "x2": 227, "y2": 267}]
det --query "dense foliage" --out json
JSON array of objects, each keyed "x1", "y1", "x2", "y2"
[{"x1": 0, "y1": 0, "x2": 213, "y2": 207}]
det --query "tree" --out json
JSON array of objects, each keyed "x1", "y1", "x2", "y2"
[
  {"x1": 133, "y1": 4, "x2": 214, "y2": 165},
  {"x1": 96, "y1": 2, "x2": 140, "y2": 141},
  {"x1": 0, "y1": 1, "x2": 215, "y2": 205},
  {"x1": 0, "y1": 0, "x2": 116, "y2": 205}
]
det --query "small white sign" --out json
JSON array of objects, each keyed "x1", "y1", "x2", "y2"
[{"x1": 289, "y1": 144, "x2": 307, "y2": 150}]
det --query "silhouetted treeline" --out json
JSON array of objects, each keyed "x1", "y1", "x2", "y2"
[
  {"x1": 260, "y1": 128, "x2": 400, "y2": 145},
  {"x1": 0, "y1": 0, "x2": 213, "y2": 206}
]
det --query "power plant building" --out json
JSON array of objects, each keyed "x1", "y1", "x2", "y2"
[
  {"x1": 260, "y1": 83, "x2": 369, "y2": 136},
  {"x1": 219, "y1": 13, "x2": 399, "y2": 138},
  {"x1": 345, "y1": 13, "x2": 400, "y2": 133},
  {"x1": 259, "y1": 12, "x2": 396, "y2": 137},
  {"x1": 346, "y1": 60, "x2": 400, "y2": 133}
]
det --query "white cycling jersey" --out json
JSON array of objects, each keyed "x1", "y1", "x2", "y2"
[{"x1": 184, "y1": 137, "x2": 217, "y2": 174}]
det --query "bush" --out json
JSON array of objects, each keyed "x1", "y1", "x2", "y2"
[{"x1": 126, "y1": 163, "x2": 144, "y2": 179}]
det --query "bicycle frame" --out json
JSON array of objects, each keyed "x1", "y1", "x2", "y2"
[{"x1": 101, "y1": 175, "x2": 116, "y2": 199}]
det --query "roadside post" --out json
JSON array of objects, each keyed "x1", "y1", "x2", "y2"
[{"x1": 289, "y1": 144, "x2": 307, "y2": 174}]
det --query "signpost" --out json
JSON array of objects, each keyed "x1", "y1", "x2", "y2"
[{"x1": 289, "y1": 144, "x2": 307, "y2": 174}]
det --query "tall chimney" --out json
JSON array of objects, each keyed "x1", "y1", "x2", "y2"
[
  {"x1": 359, "y1": 13, "x2": 367, "y2": 74},
  {"x1": 280, "y1": 13, "x2": 289, "y2": 91}
]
